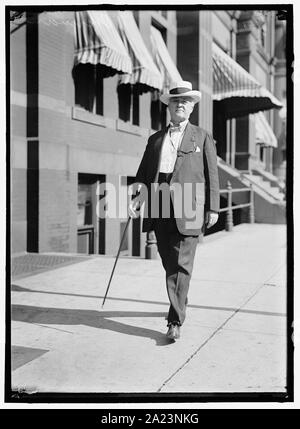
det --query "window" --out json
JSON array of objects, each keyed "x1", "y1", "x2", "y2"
[
  {"x1": 256, "y1": 144, "x2": 266, "y2": 164},
  {"x1": 73, "y1": 64, "x2": 104, "y2": 115},
  {"x1": 259, "y1": 146, "x2": 264, "y2": 162},
  {"x1": 260, "y1": 23, "x2": 266, "y2": 48},
  {"x1": 150, "y1": 23, "x2": 167, "y2": 130},
  {"x1": 118, "y1": 84, "x2": 140, "y2": 125},
  {"x1": 117, "y1": 12, "x2": 140, "y2": 126},
  {"x1": 77, "y1": 184, "x2": 93, "y2": 227},
  {"x1": 151, "y1": 90, "x2": 167, "y2": 130}
]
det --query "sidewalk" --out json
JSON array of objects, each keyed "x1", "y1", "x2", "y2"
[{"x1": 10, "y1": 224, "x2": 287, "y2": 394}]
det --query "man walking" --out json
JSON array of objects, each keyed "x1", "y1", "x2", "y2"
[{"x1": 129, "y1": 81, "x2": 219, "y2": 341}]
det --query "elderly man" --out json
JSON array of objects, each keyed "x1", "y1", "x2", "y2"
[{"x1": 129, "y1": 81, "x2": 219, "y2": 341}]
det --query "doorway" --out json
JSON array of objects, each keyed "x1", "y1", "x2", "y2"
[
  {"x1": 119, "y1": 176, "x2": 142, "y2": 257},
  {"x1": 77, "y1": 173, "x2": 106, "y2": 255}
]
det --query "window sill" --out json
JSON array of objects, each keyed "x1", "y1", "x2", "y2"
[
  {"x1": 72, "y1": 107, "x2": 115, "y2": 128},
  {"x1": 116, "y1": 119, "x2": 149, "y2": 137},
  {"x1": 72, "y1": 107, "x2": 151, "y2": 137}
]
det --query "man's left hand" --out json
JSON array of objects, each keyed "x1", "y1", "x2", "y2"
[{"x1": 206, "y1": 211, "x2": 219, "y2": 229}]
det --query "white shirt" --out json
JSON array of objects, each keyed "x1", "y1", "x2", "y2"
[{"x1": 159, "y1": 120, "x2": 189, "y2": 173}]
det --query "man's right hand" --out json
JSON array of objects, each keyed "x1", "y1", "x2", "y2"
[{"x1": 128, "y1": 197, "x2": 140, "y2": 219}]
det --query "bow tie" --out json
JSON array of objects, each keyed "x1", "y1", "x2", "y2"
[{"x1": 169, "y1": 124, "x2": 183, "y2": 133}]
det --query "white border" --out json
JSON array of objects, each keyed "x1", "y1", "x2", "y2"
[{"x1": 1, "y1": 0, "x2": 299, "y2": 410}]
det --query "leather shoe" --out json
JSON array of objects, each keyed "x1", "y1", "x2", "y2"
[{"x1": 166, "y1": 324, "x2": 180, "y2": 340}]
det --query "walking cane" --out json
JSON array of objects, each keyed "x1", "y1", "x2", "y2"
[{"x1": 101, "y1": 216, "x2": 131, "y2": 308}]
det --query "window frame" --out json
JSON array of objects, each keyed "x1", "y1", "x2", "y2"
[
  {"x1": 150, "y1": 20, "x2": 168, "y2": 130},
  {"x1": 73, "y1": 63, "x2": 104, "y2": 116}
]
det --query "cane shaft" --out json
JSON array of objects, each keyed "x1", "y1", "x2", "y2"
[{"x1": 102, "y1": 217, "x2": 131, "y2": 307}]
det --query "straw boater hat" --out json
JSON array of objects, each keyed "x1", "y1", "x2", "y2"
[{"x1": 160, "y1": 80, "x2": 202, "y2": 105}]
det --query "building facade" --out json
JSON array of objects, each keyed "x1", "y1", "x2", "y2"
[{"x1": 10, "y1": 8, "x2": 287, "y2": 257}]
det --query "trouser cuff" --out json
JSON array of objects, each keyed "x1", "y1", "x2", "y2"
[{"x1": 167, "y1": 321, "x2": 181, "y2": 327}]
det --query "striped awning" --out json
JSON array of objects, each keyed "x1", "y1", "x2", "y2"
[
  {"x1": 74, "y1": 11, "x2": 132, "y2": 76},
  {"x1": 253, "y1": 111, "x2": 278, "y2": 148},
  {"x1": 117, "y1": 11, "x2": 163, "y2": 91},
  {"x1": 150, "y1": 25, "x2": 182, "y2": 92},
  {"x1": 212, "y1": 42, "x2": 283, "y2": 118}
]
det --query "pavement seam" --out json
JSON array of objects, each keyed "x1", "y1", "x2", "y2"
[
  {"x1": 263, "y1": 262, "x2": 286, "y2": 285},
  {"x1": 156, "y1": 283, "x2": 266, "y2": 393},
  {"x1": 33, "y1": 323, "x2": 74, "y2": 334}
]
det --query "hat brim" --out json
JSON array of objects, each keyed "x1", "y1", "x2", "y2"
[{"x1": 160, "y1": 90, "x2": 202, "y2": 105}]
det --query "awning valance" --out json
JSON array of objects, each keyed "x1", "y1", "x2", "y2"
[
  {"x1": 117, "y1": 11, "x2": 163, "y2": 91},
  {"x1": 252, "y1": 111, "x2": 278, "y2": 148},
  {"x1": 150, "y1": 25, "x2": 182, "y2": 92},
  {"x1": 212, "y1": 42, "x2": 283, "y2": 118},
  {"x1": 74, "y1": 11, "x2": 132, "y2": 75}
]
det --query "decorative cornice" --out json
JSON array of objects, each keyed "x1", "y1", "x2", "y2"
[
  {"x1": 237, "y1": 10, "x2": 270, "y2": 31},
  {"x1": 228, "y1": 10, "x2": 242, "y2": 20},
  {"x1": 252, "y1": 11, "x2": 266, "y2": 27}
]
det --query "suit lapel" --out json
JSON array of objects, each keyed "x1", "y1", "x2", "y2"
[
  {"x1": 172, "y1": 122, "x2": 196, "y2": 177},
  {"x1": 152, "y1": 127, "x2": 167, "y2": 182}
]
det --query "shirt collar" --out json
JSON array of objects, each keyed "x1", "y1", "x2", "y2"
[{"x1": 169, "y1": 119, "x2": 189, "y2": 132}]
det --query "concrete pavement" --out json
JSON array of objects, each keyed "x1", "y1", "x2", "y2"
[{"x1": 10, "y1": 224, "x2": 287, "y2": 394}]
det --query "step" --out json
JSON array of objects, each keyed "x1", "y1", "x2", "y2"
[
  {"x1": 244, "y1": 175, "x2": 285, "y2": 201},
  {"x1": 252, "y1": 169, "x2": 285, "y2": 191}
]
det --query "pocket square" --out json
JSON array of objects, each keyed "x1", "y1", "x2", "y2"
[{"x1": 195, "y1": 146, "x2": 201, "y2": 152}]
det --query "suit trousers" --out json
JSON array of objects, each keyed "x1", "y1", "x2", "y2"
[{"x1": 153, "y1": 173, "x2": 199, "y2": 326}]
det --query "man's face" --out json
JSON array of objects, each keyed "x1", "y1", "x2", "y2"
[{"x1": 168, "y1": 96, "x2": 195, "y2": 124}]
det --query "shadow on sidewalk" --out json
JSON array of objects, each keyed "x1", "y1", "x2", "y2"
[
  {"x1": 11, "y1": 304, "x2": 173, "y2": 346},
  {"x1": 11, "y1": 284, "x2": 286, "y2": 317}
]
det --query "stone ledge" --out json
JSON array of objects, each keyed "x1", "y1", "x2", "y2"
[{"x1": 72, "y1": 107, "x2": 150, "y2": 138}]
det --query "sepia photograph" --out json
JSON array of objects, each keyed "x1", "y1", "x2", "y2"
[{"x1": 6, "y1": 2, "x2": 293, "y2": 405}]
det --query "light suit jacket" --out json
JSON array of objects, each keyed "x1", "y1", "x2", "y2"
[{"x1": 134, "y1": 122, "x2": 220, "y2": 236}]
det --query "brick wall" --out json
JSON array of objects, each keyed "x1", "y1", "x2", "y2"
[
  {"x1": 11, "y1": 10, "x2": 179, "y2": 255},
  {"x1": 39, "y1": 169, "x2": 77, "y2": 253}
]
